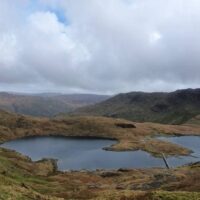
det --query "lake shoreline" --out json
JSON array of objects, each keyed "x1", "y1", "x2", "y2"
[
  {"x1": 0, "y1": 146, "x2": 200, "y2": 199},
  {"x1": 1, "y1": 135, "x2": 200, "y2": 170},
  {"x1": 1, "y1": 113, "x2": 200, "y2": 157}
]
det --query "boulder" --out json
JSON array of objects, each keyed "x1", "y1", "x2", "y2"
[{"x1": 115, "y1": 123, "x2": 136, "y2": 128}]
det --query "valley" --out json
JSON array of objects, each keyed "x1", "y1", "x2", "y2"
[
  {"x1": 0, "y1": 89, "x2": 200, "y2": 199},
  {"x1": 1, "y1": 1, "x2": 200, "y2": 198},
  {"x1": 0, "y1": 92, "x2": 110, "y2": 117}
]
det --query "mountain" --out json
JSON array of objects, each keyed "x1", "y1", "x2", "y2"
[
  {"x1": 0, "y1": 92, "x2": 110, "y2": 117},
  {"x1": 74, "y1": 88, "x2": 200, "y2": 124}
]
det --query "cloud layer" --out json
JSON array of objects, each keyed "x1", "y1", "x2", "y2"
[{"x1": 0, "y1": 0, "x2": 200, "y2": 93}]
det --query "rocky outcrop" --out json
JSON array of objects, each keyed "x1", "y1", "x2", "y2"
[{"x1": 115, "y1": 123, "x2": 136, "y2": 128}]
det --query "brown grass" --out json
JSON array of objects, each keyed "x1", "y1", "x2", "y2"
[
  {"x1": 1, "y1": 110, "x2": 200, "y2": 156},
  {"x1": 0, "y1": 147, "x2": 200, "y2": 199}
]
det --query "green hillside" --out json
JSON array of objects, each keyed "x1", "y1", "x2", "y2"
[{"x1": 74, "y1": 88, "x2": 200, "y2": 124}]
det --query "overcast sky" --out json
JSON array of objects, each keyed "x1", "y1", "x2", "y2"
[{"x1": 0, "y1": 0, "x2": 200, "y2": 94}]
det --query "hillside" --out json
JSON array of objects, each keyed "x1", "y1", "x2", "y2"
[
  {"x1": 185, "y1": 115, "x2": 200, "y2": 125},
  {"x1": 1, "y1": 109, "x2": 200, "y2": 156},
  {"x1": 0, "y1": 110, "x2": 200, "y2": 199},
  {"x1": 74, "y1": 88, "x2": 200, "y2": 124},
  {"x1": 0, "y1": 92, "x2": 109, "y2": 117}
]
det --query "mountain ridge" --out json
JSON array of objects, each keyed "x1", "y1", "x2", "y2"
[
  {"x1": 73, "y1": 88, "x2": 200, "y2": 124},
  {"x1": 0, "y1": 92, "x2": 110, "y2": 117}
]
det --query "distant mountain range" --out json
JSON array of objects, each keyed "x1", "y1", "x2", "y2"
[
  {"x1": 73, "y1": 88, "x2": 200, "y2": 124},
  {"x1": 0, "y1": 92, "x2": 110, "y2": 117},
  {"x1": 1, "y1": 89, "x2": 200, "y2": 124}
]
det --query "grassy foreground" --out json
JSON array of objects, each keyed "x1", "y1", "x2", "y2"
[
  {"x1": 0, "y1": 147, "x2": 200, "y2": 200},
  {"x1": 0, "y1": 110, "x2": 200, "y2": 199}
]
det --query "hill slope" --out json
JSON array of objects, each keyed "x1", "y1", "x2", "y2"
[
  {"x1": 1, "y1": 109, "x2": 200, "y2": 156},
  {"x1": 185, "y1": 115, "x2": 200, "y2": 125},
  {"x1": 0, "y1": 92, "x2": 109, "y2": 117},
  {"x1": 0, "y1": 110, "x2": 200, "y2": 199},
  {"x1": 74, "y1": 88, "x2": 200, "y2": 124}
]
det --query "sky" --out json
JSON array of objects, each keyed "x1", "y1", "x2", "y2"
[{"x1": 0, "y1": 0, "x2": 200, "y2": 94}]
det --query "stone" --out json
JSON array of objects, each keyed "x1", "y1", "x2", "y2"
[
  {"x1": 115, "y1": 123, "x2": 136, "y2": 128},
  {"x1": 99, "y1": 171, "x2": 121, "y2": 178}
]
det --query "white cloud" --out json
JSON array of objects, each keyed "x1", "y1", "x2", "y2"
[
  {"x1": 0, "y1": 33, "x2": 18, "y2": 65},
  {"x1": 0, "y1": 0, "x2": 200, "y2": 93},
  {"x1": 149, "y1": 31, "x2": 162, "y2": 44}
]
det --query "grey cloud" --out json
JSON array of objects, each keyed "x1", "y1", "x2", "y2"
[{"x1": 0, "y1": 0, "x2": 200, "y2": 93}]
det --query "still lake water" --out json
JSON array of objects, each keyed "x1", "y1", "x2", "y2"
[
  {"x1": 157, "y1": 135, "x2": 200, "y2": 166},
  {"x1": 1, "y1": 136, "x2": 200, "y2": 170}
]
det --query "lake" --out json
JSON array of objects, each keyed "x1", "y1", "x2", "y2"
[
  {"x1": 1, "y1": 136, "x2": 200, "y2": 170},
  {"x1": 157, "y1": 135, "x2": 200, "y2": 166}
]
